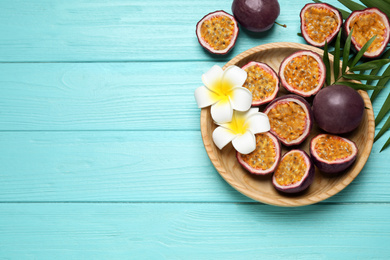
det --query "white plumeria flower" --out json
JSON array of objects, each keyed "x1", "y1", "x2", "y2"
[
  {"x1": 213, "y1": 108, "x2": 270, "y2": 154},
  {"x1": 194, "y1": 65, "x2": 252, "y2": 123}
]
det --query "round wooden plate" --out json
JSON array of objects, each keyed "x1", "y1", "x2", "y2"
[{"x1": 200, "y1": 42, "x2": 375, "y2": 207}]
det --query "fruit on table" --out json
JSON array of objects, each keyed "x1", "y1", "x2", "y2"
[
  {"x1": 279, "y1": 50, "x2": 325, "y2": 97},
  {"x1": 272, "y1": 149, "x2": 315, "y2": 194},
  {"x1": 196, "y1": 10, "x2": 239, "y2": 55},
  {"x1": 232, "y1": 0, "x2": 280, "y2": 32},
  {"x1": 344, "y1": 8, "x2": 390, "y2": 58},
  {"x1": 300, "y1": 3, "x2": 342, "y2": 47},
  {"x1": 237, "y1": 132, "x2": 281, "y2": 175},
  {"x1": 312, "y1": 85, "x2": 364, "y2": 134},
  {"x1": 241, "y1": 61, "x2": 279, "y2": 106},
  {"x1": 264, "y1": 95, "x2": 313, "y2": 146},
  {"x1": 310, "y1": 134, "x2": 358, "y2": 175}
]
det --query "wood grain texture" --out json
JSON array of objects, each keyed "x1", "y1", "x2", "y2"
[
  {"x1": 0, "y1": 131, "x2": 389, "y2": 203},
  {"x1": 0, "y1": 62, "x2": 388, "y2": 131},
  {"x1": 1, "y1": 203, "x2": 390, "y2": 259},
  {"x1": 201, "y1": 43, "x2": 375, "y2": 206},
  {"x1": 0, "y1": 0, "x2": 345, "y2": 62}
]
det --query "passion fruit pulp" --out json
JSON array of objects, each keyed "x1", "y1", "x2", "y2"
[
  {"x1": 300, "y1": 3, "x2": 342, "y2": 48},
  {"x1": 345, "y1": 8, "x2": 390, "y2": 58},
  {"x1": 232, "y1": 0, "x2": 280, "y2": 32},
  {"x1": 310, "y1": 134, "x2": 358, "y2": 175},
  {"x1": 196, "y1": 11, "x2": 239, "y2": 55},
  {"x1": 237, "y1": 132, "x2": 281, "y2": 175},
  {"x1": 241, "y1": 61, "x2": 279, "y2": 106},
  {"x1": 272, "y1": 149, "x2": 315, "y2": 194},
  {"x1": 313, "y1": 85, "x2": 364, "y2": 134},
  {"x1": 264, "y1": 95, "x2": 313, "y2": 146},
  {"x1": 279, "y1": 50, "x2": 325, "y2": 97}
]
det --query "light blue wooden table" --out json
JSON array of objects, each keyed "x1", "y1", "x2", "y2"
[{"x1": 1, "y1": 0, "x2": 390, "y2": 258}]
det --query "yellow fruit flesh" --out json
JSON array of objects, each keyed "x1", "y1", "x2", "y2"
[
  {"x1": 267, "y1": 101, "x2": 306, "y2": 142},
  {"x1": 315, "y1": 135, "x2": 353, "y2": 161},
  {"x1": 304, "y1": 6, "x2": 339, "y2": 43},
  {"x1": 283, "y1": 55, "x2": 320, "y2": 93},
  {"x1": 240, "y1": 133, "x2": 277, "y2": 171},
  {"x1": 200, "y1": 15, "x2": 235, "y2": 50},
  {"x1": 243, "y1": 65, "x2": 277, "y2": 102},
  {"x1": 275, "y1": 151, "x2": 307, "y2": 186},
  {"x1": 348, "y1": 12, "x2": 387, "y2": 54}
]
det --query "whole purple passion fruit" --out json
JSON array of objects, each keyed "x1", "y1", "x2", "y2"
[
  {"x1": 237, "y1": 132, "x2": 281, "y2": 175},
  {"x1": 312, "y1": 85, "x2": 364, "y2": 134},
  {"x1": 345, "y1": 8, "x2": 390, "y2": 58},
  {"x1": 310, "y1": 134, "x2": 358, "y2": 175},
  {"x1": 232, "y1": 0, "x2": 280, "y2": 33},
  {"x1": 264, "y1": 95, "x2": 313, "y2": 146},
  {"x1": 279, "y1": 50, "x2": 325, "y2": 97},
  {"x1": 241, "y1": 61, "x2": 279, "y2": 106},
  {"x1": 300, "y1": 3, "x2": 342, "y2": 48},
  {"x1": 272, "y1": 149, "x2": 315, "y2": 194},
  {"x1": 196, "y1": 10, "x2": 239, "y2": 55}
]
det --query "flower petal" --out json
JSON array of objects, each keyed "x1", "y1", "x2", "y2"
[
  {"x1": 194, "y1": 85, "x2": 219, "y2": 108},
  {"x1": 212, "y1": 126, "x2": 236, "y2": 150},
  {"x1": 230, "y1": 87, "x2": 252, "y2": 111},
  {"x1": 222, "y1": 65, "x2": 247, "y2": 87},
  {"x1": 246, "y1": 112, "x2": 270, "y2": 134},
  {"x1": 202, "y1": 65, "x2": 223, "y2": 91},
  {"x1": 211, "y1": 100, "x2": 233, "y2": 124},
  {"x1": 232, "y1": 131, "x2": 256, "y2": 154}
]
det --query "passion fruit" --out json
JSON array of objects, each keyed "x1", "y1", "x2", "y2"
[
  {"x1": 232, "y1": 0, "x2": 280, "y2": 32},
  {"x1": 312, "y1": 85, "x2": 364, "y2": 134},
  {"x1": 196, "y1": 10, "x2": 239, "y2": 55},
  {"x1": 272, "y1": 149, "x2": 315, "y2": 194},
  {"x1": 300, "y1": 3, "x2": 343, "y2": 47},
  {"x1": 345, "y1": 8, "x2": 390, "y2": 58},
  {"x1": 237, "y1": 132, "x2": 281, "y2": 175},
  {"x1": 310, "y1": 134, "x2": 358, "y2": 175},
  {"x1": 279, "y1": 50, "x2": 325, "y2": 97},
  {"x1": 241, "y1": 61, "x2": 279, "y2": 106},
  {"x1": 264, "y1": 95, "x2": 313, "y2": 146}
]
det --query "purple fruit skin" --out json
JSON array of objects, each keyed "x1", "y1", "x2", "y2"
[
  {"x1": 273, "y1": 150, "x2": 315, "y2": 194},
  {"x1": 264, "y1": 94, "x2": 313, "y2": 146},
  {"x1": 232, "y1": 0, "x2": 280, "y2": 32},
  {"x1": 300, "y1": 3, "x2": 342, "y2": 48},
  {"x1": 313, "y1": 85, "x2": 364, "y2": 134},
  {"x1": 310, "y1": 136, "x2": 358, "y2": 175}
]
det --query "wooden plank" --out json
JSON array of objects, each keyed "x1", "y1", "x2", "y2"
[
  {"x1": 0, "y1": 62, "x2": 389, "y2": 131},
  {"x1": 0, "y1": 203, "x2": 390, "y2": 258},
  {"x1": 0, "y1": 0, "x2": 321, "y2": 62},
  {"x1": 0, "y1": 131, "x2": 389, "y2": 203}
]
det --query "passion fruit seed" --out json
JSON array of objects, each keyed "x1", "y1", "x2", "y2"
[
  {"x1": 314, "y1": 134, "x2": 353, "y2": 162},
  {"x1": 274, "y1": 151, "x2": 307, "y2": 186},
  {"x1": 283, "y1": 55, "x2": 320, "y2": 93},
  {"x1": 310, "y1": 134, "x2": 358, "y2": 175},
  {"x1": 302, "y1": 5, "x2": 340, "y2": 45},
  {"x1": 200, "y1": 15, "x2": 235, "y2": 51},
  {"x1": 242, "y1": 62, "x2": 279, "y2": 105},
  {"x1": 240, "y1": 133, "x2": 277, "y2": 171},
  {"x1": 267, "y1": 101, "x2": 306, "y2": 143},
  {"x1": 348, "y1": 12, "x2": 386, "y2": 54}
]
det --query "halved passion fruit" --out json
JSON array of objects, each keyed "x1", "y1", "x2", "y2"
[
  {"x1": 196, "y1": 10, "x2": 239, "y2": 55},
  {"x1": 272, "y1": 149, "x2": 315, "y2": 194},
  {"x1": 279, "y1": 50, "x2": 325, "y2": 97},
  {"x1": 264, "y1": 95, "x2": 313, "y2": 146},
  {"x1": 241, "y1": 61, "x2": 279, "y2": 106},
  {"x1": 310, "y1": 134, "x2": 358, "y2": 175},
  {"x1": 237, "y1": 132, "x2": 281, "y2": 175},
  {"x1": 300, "y1": 3, "x2": 342, "y2": 47},
  {"x1": 345, "y1": 8, "x2": 390, "y2": 58}
]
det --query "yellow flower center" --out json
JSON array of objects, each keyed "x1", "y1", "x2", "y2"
[
  {"x1": 227, "y1": 112, "x2": 249, "y2": 135},
  {"x1": 213, "y1": 78, "x2": 234, "y2": 103}
]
